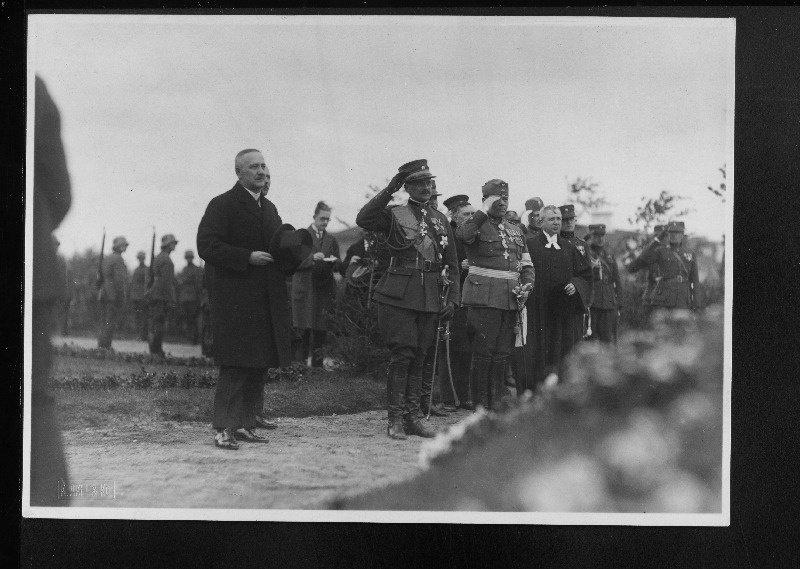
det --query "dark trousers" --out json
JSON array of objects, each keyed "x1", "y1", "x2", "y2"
[
  {"x1": 589, "y1": 307, "x2": 617, "y2": 343},
  {"x1": 98, "y1": 301, "x2": 123, "y2": 348},
  {"x1": 200, "y1": 307, "x2": 213, "y2": 357},
  {"x1": 148, "y1": 301, "x2": 167, "y2": 354},
  {"x1": 377, "y1": 303, "x2": 438, "y2": 419},
  {"x1": 181, "y1": 301, "x2": 201, "y2": 344},
  {"x1": 212, "y1": 366, "x2": 266, "y2": 430},
  {"x1": 30, "y1": 301, "x2": 70, "y2": 506},
  {"x1": 132, "y1": 300, "x2": 148, "y2": 340},
  {"x1": 298, "y1": 328, "x2": 328, "y2": 367},
  {"x1": 467, "y1": 307, "x2": 516, "y2": 359}
]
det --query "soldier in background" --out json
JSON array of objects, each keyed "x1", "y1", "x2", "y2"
[
  {"x1": 524, "y1": 197, "x2": 544, "y2": 236},
  {"x1": 178, "y1": 250, "x2": 203, "y2": 344},
  {"x1": 586, "y1": 224, "x2": 622, "y2": 343},
  {"x1": 627, "y1": 223, "x2": 666, "y2": 324},
  {"x1": 356, "y1": 159, "x2": 459, "y2": 440},
  {"x1": 560, "y1": 204, "x2": 592, "y2": 341},
  {"x1": 129, "y1": 251, "x2": 149, "y2": 341},
  {"x1": 97, "y1": 236, "x2": 129, "y2": 349},
  {"x1": 147, "y1": 234, "x2": 178, "y2": 356},
  {"x1": 457, "y1": 180, "x2": 534, "y2": 410},
  {"x1": 627, "y1": 221, "x2": 703, "y2": 318}
]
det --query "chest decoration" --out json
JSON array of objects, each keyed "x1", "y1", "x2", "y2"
[
  {"x1": 576, "y1": 244, "x2": 585, "y2": 256},
  {"x1": 684, "y1": 252, "x2": 693, "y2": 261},
  {"x1": 497, "y1": 223, "x2": 511, "y2": 260},
  {"x1": 440, "y1": 235, "x2": 448, "y2": 249},
  {"x1": 591, "y1": 256, "x2": 603, "y2": 279}
]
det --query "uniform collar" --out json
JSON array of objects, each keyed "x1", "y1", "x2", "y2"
[
  {"x1": 407, "y1": 198, "x2": 429, "y2": 208},
  {"x1": 560, "y1": 230, "x2": 574, "y2": 239}
]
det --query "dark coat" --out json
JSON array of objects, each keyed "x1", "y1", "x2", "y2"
[
  {"x1": 628, "y1": 240, "x2": 703, "y2": 310},
  {"x1": 147, "y1": 251, "x2": 176, "y2": 303},
  {"x1": 130, "y1": 263, "x2": 148, "y2": 301},
  {"x1": 291, "y1": 226, "x2": 342, "y2": 330},
  {"x1": 588, "y1": 245, "x2": 622, "y2": 309},
  {"x1": 197, "y1": 182, "x2": 298, "y2": 368},
  {"x1": 99, "y1": 252, "x2": 128, "y2": 304},
  {"x1": 178, "y1": 262, "x2": 203, "y2": 303},
  {"x1": 33, "y1": 77, "x2": 72, "y2": 302},
  {"x1": 523, "y1": 231, "x2": 593, "y2": 387}
]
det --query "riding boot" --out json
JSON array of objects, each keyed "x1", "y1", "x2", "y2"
[
  {"x1": 403, "y1": 363, "x2": 436, "y2": 437},
  {"x1": 419, "y1": 357, "x2": 447, "y2": 417},
  {"x1": 386, "y1": 362, "x2": 408, "y2": 440},
  {"x1": 468, "y1": 356, "x2": 493, "y2": 410},
  {"x1": 489, "y1": 356, "x2": 509, "y2": 412}
]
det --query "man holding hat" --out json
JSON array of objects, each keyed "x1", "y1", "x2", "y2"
[
  {"x1": 356, "y1": 159, "x2": 460, "y2": 440},
  {"x1": 586, "y1": 224, "x2": 622, "y2": 343},
  {"x1": 146, "y1": 233, "x2": 178, "y2": 356},
  {"x1": 198, "y1": 148, "x2": 310, "y2": 450},
  {"x1": 523, "y1": 205, "x2": 592, "y2": 390},
  {"x1": 178, "y1": 250, "x2": 204, "y2": 344},
  {"x1": 626, "y1": 221, "x2": 703, "y2": 317},
  {"x1": 129, "y1": 250, "x2": 149, "y2": 341},
  {"x1": 457, "y1": 179, "x2": 534, "y2": 410},
  {"x1": 97, "y1": 236, "x2": 129, "y2": 349}
]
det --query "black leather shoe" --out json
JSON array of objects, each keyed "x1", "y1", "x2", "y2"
[
  {"x1": 233, "y1": 428, "x2": 269, "y2": 443},
  {"x1": 255, "y1": 415, "x2": 278, "y2": 430},
  {"x1": 214, "y1": 428, "x2": 240, "y2": 450},
  {"x1": 387, "y1": 418, "x2": 407, "y2": 440},
  {"x1": 404, "y1": 418, "x2": 436, "y2": 438}
]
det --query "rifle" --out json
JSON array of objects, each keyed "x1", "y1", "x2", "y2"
[
  {"x1": 147, "y1": 226, "x2": 156, "y2": 290},
  {"x1": 95, "y1": 227, "x2": 106, "y2": 300}
]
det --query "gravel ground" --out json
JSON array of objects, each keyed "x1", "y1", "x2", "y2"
[{"x1": 62, "y1": 409, "x2": 471, "y2": 509}]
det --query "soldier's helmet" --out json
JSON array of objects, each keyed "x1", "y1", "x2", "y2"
[
  {"x1": 185, "y1": 250, "x2": 195, "y2": 259},
  {"x1": 136, "y1": 251, "x2": 146, "y2": 260},
  {"x1": 161, "y1": 234, "x2": 178, "y2": 247},
  {"x1": 112, "y1": 236, "x2": 129, "y2": 251}
]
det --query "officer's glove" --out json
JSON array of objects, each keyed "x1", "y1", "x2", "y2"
[
  {"x1": 438, "y1": 301, "x2": 456, "y2": 320},
  {"x1": 385, "y1": 171, "x2": 411, "y2": 194}
]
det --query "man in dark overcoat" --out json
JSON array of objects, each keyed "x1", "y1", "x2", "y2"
[
  {"x1": 197, "y1": 148, "x2": 308, "y2": 450},
  {"x1": 29, "y1": 76, "x2": 72, "y2": 505},
  {"x1": 356, "y1": 159, "x2": 460, "y2": 440},
  {"x1": 523, "y1": 205, "x2": 592, "y2": 391},
  {"x1": 292, "y1": 201, "x2": 343, "y2": 367}
]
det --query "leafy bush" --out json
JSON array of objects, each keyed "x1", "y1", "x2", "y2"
[{"x1": 326, "y1": 293, "x2": 390, "y2": 379}]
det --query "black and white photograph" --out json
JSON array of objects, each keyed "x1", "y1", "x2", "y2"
[{"x1": 23, "y1": 14, "x2": 733, "y2": 524}]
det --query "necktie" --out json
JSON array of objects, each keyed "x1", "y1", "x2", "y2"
[{"x1": 545, "y1": 233, "x2": 561, "y2": 249}]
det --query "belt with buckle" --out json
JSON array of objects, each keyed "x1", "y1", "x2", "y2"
[
  {"x1": 389, "y1": 258, "x2": 443, "y2": 272},
  {"x1": 665, "y1": 275, "x2": 685, "y2": 283}
]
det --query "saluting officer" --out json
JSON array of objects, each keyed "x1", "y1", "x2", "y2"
[
  {"x1": 457, "y1": 179, "x2": 534, "y2": 411},
  {"x1": 356, "y1": 159, "x2": 460, "y2": 440},
  {"x1": 525, "y1": 197, "x2": 544, "y2": 236},
  {"x1": 586, "y1": 224, "x2": 622, "y2": 343},
  {"x1": 627, "y1": 221, "x2": 703, "y2": 317},
  {"x1": 627, "y1": 224, "x2": 665, "y2": 324}
]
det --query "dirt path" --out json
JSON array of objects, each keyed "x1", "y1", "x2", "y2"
[{"x1": 62, "y1": 409, "x2": 470, "y2": 509}]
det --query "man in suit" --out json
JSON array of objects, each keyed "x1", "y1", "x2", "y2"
[
  {"x1": 292, "y1": 201, "x2": 343, "y2": 368},
  {"x1": 197, "y1": 149, "x2": 309, "y2": 450},
  {"x1": 146, "y1": 234, "x2": 178, "y2": 356},
  {"x1": 356, "y1": 159, "x2": 460, "y2": 440},
  {"x1": 97, "y1": 236, "x2": 129, "y2": 349}
]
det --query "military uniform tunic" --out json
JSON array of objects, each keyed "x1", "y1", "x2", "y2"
[
  {"x1": 561, "y1": 231, "x2": 593, "y2": 340},
  {"x1": 97, "y1": 252, "x2": 128, "y2": 349},
  {"x1": 147, "y1": 250, "x2": 176, "y2": 355},
  {"x1": 588, "y1": 244, "x2": 622, "y2": 342},
  {"x1": 628, "y1": 239, "x2": 703, "y2": 311}
]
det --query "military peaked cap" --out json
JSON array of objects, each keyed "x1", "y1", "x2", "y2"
[
  {"x1": 558, "y1": 204, "x2": 576, "y2": 219},
  {"x1": 399, "y1": 159, "x2": 436, "y2": 184},
  {"x1": 442, "y1": 194, "x2": 470, "y2": 211},
  {"x1": 525, "y1": 197, "x2": 544, "y2": 212},
  {"x1": 588, "y1": 223, "x2": 606, "y2": 236},
  {"x1": 667, "y1": 221, "x2": 686, "y2": 232}
]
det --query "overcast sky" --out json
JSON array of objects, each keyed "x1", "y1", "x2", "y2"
[{"x1": 28, "y1": 15, "x2": 734, "y2": 258}]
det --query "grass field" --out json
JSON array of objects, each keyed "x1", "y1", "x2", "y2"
[{"x1": 52, "y1": 355, "x2": 386, "y2": 430}]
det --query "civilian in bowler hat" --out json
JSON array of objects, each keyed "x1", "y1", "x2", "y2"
[
  {"x1": 197, "y1": 149, "x2": 310, "y2": 450},
  {"x1": 586, "y1": 224, "x2": 622, "y2": 343},
  {"x1": 356, "y1": 159, "x2": 460, "y2": 440}
]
